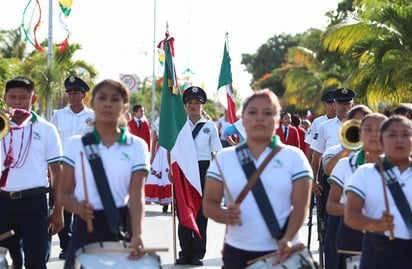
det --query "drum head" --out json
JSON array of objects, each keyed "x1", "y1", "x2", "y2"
[
  {"x1": 75, "y1": 241, "x2": 160, "y2": 269},
  {"x1": 0, "y1": 247, "x2": 9, "y2": 269}
]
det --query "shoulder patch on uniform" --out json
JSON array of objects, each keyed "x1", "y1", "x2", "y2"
[{"x1": 313, "y1": 133, "x2": 318, "y2": 140}]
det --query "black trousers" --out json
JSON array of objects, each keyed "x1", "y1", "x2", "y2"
[
  {"x1": 58, "y1": 209, "x2": 73, "y2": 251},
  {"x1": 0, "y1": 194, "x2": 49, "y2": 269},
  {"x1": 360, "y1": 232, "x2": 412, "y2": 269},
  {"x1": 177, "y1": 160, "x2": 210, "y2": 260}
]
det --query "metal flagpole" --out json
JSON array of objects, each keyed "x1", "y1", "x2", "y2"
[
  {"x1": 150, "y1": 0, "x2": 157, "y2": 125},
  {"x1": 46, "y1": 0, "x2": 53, "y2": 120}
]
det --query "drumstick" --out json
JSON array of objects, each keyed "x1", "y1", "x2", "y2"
[
  {"x1": 337, "y1": 249, "x2": 362, "y2": 256},
  {"x1": 246, "y1": 243, "x2": 305, "y2": 265},
  {"x1": 0, "y1": 229, "x2": 14, "y2": 241},
  {"x1": 378, "y1": 159, "x2": 395, "y2": 240},
  {"x1": 80, "y1": 152, "x2": 94, "y2": 233},
  {"x1": 213, "y1": 153, "x2": 234, "y2": 204},
  {"x1": 83, "y1": 247, "x2": 169, "y2": 254},
  {"x1": 213, "y1": 153, "x2": 241, "y2": 226}
]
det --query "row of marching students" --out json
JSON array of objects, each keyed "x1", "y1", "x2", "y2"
[
  {"x1": 323, "y1": 111, "x2": 412, "y2": 268},
  {"x1": 329, "y1": 113, "x2": 412, "y2": 268}
]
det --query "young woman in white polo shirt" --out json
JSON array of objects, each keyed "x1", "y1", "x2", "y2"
[
  {"x1": 60, "y1": 79, "x2": 150, "y2": 269},
  {"x1": 345, "y1": 115, "x2": 412, "y2": 268},
  {"x1": 326, "y1": 113, "x2": 387, "y2": 268},
  {"x1": 203, "y1": 89, "x2": 313, "y2": 268}
]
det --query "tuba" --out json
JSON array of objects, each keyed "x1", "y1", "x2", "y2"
[
  {"x1": 0, "y1": 111, "x2": 10, "y2": 139},
  {"x1": 338, "y1": 119, "x2": 363, "y2": 150}
]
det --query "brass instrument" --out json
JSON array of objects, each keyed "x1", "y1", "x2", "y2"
[
  {"x1": 0, "y1": 111, "x2": 10, "y2": 139},
  {"x1": 339, "y1": 119, "x2": 363, "y2": 150}
]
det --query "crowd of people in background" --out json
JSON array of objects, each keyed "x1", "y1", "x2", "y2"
[{"x1": 1, "y1": 74, "x2": 412, "y2": 268}]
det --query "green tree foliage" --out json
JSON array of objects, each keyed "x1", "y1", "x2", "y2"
[
  {"x1": 241, "y1": 33, "x2": 301, "y2": 82},
  {"x1": 0, "y1": 28, "x2": 97, "y2": 116},
  {"x1": 322, "y1": 1, "x2": 412, "y2": 109}
]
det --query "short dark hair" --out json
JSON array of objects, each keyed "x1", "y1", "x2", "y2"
[
  {"x1": 132, "y1": 104, "x2": 143, "y2": 112},
  {"x1": 5, "y1": 76, "x2": 35, "y2": 93},
  {"x1": 394, "y1": 106, "x2": 408, "y2": 115}
]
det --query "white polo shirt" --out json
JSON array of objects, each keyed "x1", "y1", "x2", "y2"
[
  {"x1": 346, "y1": 163, "x2": 412, "y2": 239},
  {"x1": 322, "y1": 144, "x2": 345, "y2": 166},
  {"x1": 62, "y1": 128, "x2": 150, "y2": 210},
  {"x1": 1, "y1": 112, "x2": 62, "y2": 191},
  {"x1": 50, "y1": 106, "x2": 95, "y2": 148},
  {"x1": 206, "y1": 143, "x2": 313, "y2": 251},
  {"x1": 328, "y1": 150, "x2": 362, "y2": 204},
  {"x1": 304, "y1": 115, "x2": 329, "y2": 145},
  {"x1": 189, "y1": 117, "x2": 222, "y2": 161},
  {"x1": 310, "y1": 117, "x2": 342, "y2": 154}
]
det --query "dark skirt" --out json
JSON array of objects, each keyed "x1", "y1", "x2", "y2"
[
  {"x1": 360, "y1": 232, "x2": 412, "y2": 269},
  {"x1": 222, "y1": 243, "x2": 274, "y2": 269},
  {"x1": 335, "y1": 217, "x2": 364, "y2": 268},
  {"x1": 63, "y1": 207, "x2": 127, "y2": 269}
]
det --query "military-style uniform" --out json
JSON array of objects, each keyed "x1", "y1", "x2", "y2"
[
  {"x1": 50, "y1": 75, "x2": 94, "y2": 258},
  {"x1": 175, "y1": 86, "x2": 222, "y2": 265}
]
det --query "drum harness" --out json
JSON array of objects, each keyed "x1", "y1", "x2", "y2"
[{"x1": 82, "y1": 132, "x2": 127, "y2": 239}]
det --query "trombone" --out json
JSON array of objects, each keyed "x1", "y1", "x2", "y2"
[{"x1": 338, "y1": 119, "x2": 363, "y2": 150}]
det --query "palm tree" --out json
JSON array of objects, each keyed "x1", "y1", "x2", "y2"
[
  {"x1": 0, "y1": 27, "x2": 27, "y2": 60},
  {"x1": 279, "y1": 29, "x2": 351, "y2": 115},
  {"x1": 322, "y1": 2, "x2": 412, "y2": 109},
  {"x1": 18, "y1": 40, "x2": 97, "y2": 115}
]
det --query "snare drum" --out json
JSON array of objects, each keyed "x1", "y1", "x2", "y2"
[
  {"x1": 246, "y1": 247, "x2": 317, "y2": 269},
  {"x1": 346, "y1": 255, "x2": 361, "y2": 269},
  {"x1": 0, "y1": 247, "x2": 9, "y2": 269},
  {"x1": 75, "y1": 241, "x2": 161, "y2": 269}
]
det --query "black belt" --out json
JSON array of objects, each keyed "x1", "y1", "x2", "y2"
[{"x1": 0, "y1": 187, "x2": 50, "y2": 199}]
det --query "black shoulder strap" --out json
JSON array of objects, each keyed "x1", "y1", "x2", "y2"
[
  {"x1": 235, "y1": 142, "x2": 284, "y2": 240},
  {"x1": 192, "y1": 122, "x2": 206, "y2": 139},
  {"x1": 82, "y1": 132, "x2": 120, "y2": 235},
  {"x1": 375, "y1": 158, "x2": 412, "y2": 236}
]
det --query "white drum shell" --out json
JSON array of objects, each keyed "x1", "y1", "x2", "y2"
[
  {"x1": 346, "y1": 255, "x2": 361, "y2": 269},
  {"x1": 75, "y1": 241, "x2": 161, "y2": 269},
  {"x1": 246, "y1": 248, "x2": 317, "y2": 269},
  {"x1": 0, "y1": 247, "x2": 9, "y2": 269}
]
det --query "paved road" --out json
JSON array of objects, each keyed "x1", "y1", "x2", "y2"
[{"x1": 11, "y1": 204, "x2": 321, "y2": 268}]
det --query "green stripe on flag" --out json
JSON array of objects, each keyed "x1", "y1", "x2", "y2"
[{"x1": 158, "y1": 38, "x2": 187, "y2": 151}]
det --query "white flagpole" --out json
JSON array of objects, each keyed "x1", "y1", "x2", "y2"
[
  {"x1": 46, "y1": 0, "x2": 53, "y2": 120},
  {"x1": 150, "y1": 0, "x2": 157, "y2": 125}
]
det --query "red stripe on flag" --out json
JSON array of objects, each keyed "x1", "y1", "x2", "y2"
[
  {"x1": 171, "y1": 162, "x2": 202, "y2": 238},
  {"x1": 226, "y1": 92, "x2": 237, "y2": 124}
]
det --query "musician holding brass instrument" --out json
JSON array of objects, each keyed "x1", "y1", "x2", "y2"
[
  {"x1": 326, "y1": 113, "x2": 387, "y2": 268},
  {"x1": 203, "y1": 89, "x2": 314, "y2": 269},
  {"x1": 0, "y1": 76, "x2": 63, "y2": 269},
  {"x1": 345, "y1": 115, "x2": 412, "y2": 268},
  {"x1": 309, "y1": 88, "x2": 355, "y2": 268}
]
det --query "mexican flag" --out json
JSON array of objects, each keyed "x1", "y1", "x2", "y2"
[
  {"x1": 217, "y1": 33, "x2": 237, "y2": 124},
  {"x1": 158, "y1": 32, "x2": 202, "y2": 238}
]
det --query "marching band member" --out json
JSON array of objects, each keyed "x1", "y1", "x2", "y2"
[
  {"x1": 345, "y1": 115, "x2": 412, "y2": 268},
  {"x1": 0, "y1": 76, "x2": 63, "y2": 269},
  {"x1": 50, "y1": 75, "x2": 95, "y2": 260},
  {"x1": 310, "y1": 88, "x2": 355, "y2": 268},
  {"x1": 203, "y1": 89, "x2": 313, "y2": 268},
  {"x1": 60, "y1": 79, "x2": 150, "y2": 269},
  {"x1": 326, "y1": 113, "x2": 387, "y2": 268},
  {"x1": 174, "y1": 86, "x2": 222, "y2": 266}
]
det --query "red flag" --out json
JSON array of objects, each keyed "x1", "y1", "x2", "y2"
[{"x1": 217, "y1": 33, "x2": 237, "y2": 124}]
